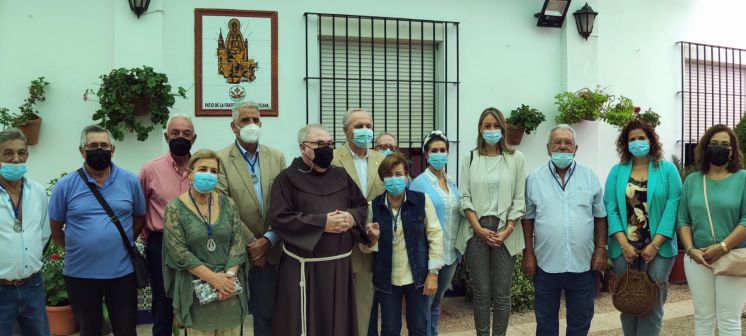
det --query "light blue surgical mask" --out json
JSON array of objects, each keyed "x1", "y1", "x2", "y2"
[
  {"x1": 381, "y1": 149, "x2": 394, "y2": 156},
  {"x1": 550, "y1": 152, "x2": 574, "y2": 169},
  {"x1": 193, "y1": 172, "x2": 218, "y2": 194},
  {"x1": 482, "y1": 130, "x2": 503, "y2": 145},
  {"x1": 427, "y1": 153, "x2": 448, "y2": 171},
  {"x1": 352, "y1": 128, "x2": 374, "y2": 148},
  {"x1": 628, "y1": 140, "x2": 651, "y2": 158},
  {"x1": 384, "y1": 176, "x2": 407, "y2": 196},
  {"x1": 0, "y1": 163, "x2": 27, "y2": 182}
]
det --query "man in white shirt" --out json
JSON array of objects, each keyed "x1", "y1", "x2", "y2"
[{"x1": 0, "y1": 128, "x2": 51, "y2": 335}]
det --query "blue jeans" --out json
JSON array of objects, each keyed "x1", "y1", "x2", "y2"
[
  {"x1": 533, "y1": 268, "x2": 595, "y2": 336},
  {"x1": 146, "y1": 233, "x2": 174, "y2": 336},
  {"x1": 425, "y1": 260, "x2": 459, "y2": 336},
  {"x1": 0, "y1": 273, "x2": 50, "y2": 336},
  {"x1": 379, "y1": 284, "x2": 428, "y2": 336},
  {"x1": 248, "y1": 263, "x2": 277, "y2": 336},
  {"x1": 612, "y1": 256, "x2": 675, "y2": 336}
]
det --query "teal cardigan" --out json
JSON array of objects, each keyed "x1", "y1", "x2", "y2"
[{"x1": 604, "y1": 160, "x2": 682, "y2": 259}]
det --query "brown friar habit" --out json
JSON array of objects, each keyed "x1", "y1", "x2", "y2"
[{"x1": 269, "y1": 157, "x2": 370, "y2": 336}]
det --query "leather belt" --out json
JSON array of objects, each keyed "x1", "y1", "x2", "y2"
[{"x1": 0, "y1": 272, "x2": 38, "y2": 287}]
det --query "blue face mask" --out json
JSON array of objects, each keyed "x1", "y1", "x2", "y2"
[
  {"x1": 193, "y1": 172, "x2": 218, "y2": 194},
  {"x1": 550, "y1": 152, "x2": 574, "y2": 169},
  {"x1": 427, "y1": 153, "x2": 448, "y2": 171},
  {"x1": 0, "y1": 163, "x2": 27, "y2": 182},
  {"x1": 380, "y1": 149, "x2": 394, "y2": 156},
  {"x1": 352, "y1": 128, "x2": 374, "y2": 148},
  {"x1": 384, "y1": 176, "x2": 407, "y2": 196},
  {"x1": 628, "y1": 140, "x2": 651, "y2": 158},
  {"x1": 482, "y1": 130, "x2": 503, "y2": 145}
]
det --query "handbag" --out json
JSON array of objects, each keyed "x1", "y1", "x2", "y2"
[
  {"x1": 611, "y1": 263, "x2": 658, "y2": 316},
  {"x1": 77, "y1": 169, "x2": 150, "y2": 288},
  {"x1": 702, "y1": 175, "x2": 746, "y2": 277}
]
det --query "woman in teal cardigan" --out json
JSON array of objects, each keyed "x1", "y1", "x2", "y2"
[{"x1": 604, "y1": 120, "x2": 682, "y2": 336}]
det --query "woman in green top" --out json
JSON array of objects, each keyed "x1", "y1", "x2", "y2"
[
  {"x1": 677, "y1": 124, "x2": 746, "y2": 336},
  {"x1": 163, "y1": 150, "x2": 248, "y2": 336}
]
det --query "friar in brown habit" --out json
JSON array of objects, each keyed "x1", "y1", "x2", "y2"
[{"x1": 268, "y1": 124, "x2": 380, "y2": 336}]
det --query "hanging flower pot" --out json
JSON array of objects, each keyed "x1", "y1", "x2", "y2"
[
  {"x1": 46, "y1": 305, "x2": 78, "y2": 336},
  {"x1": 506, "y1": 124, "x2": 525, "y2": 146},
  {"x1": 18, "y1": 114, "x2": 42, "y2": 145}
]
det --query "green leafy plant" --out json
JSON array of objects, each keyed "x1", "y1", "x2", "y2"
[
  {"x1": 42, "y1": 242, "x2": 68, "y2": 306},
  {"x1": 46, "y1": 172, "x2": 68, "y2": 196},
  {"x1": 507, "y1": 104, "x2": 546, "y2": 134},
  {"x1": 602, "y1": 96, "x2": 636, "y2": 129},
  {"x1": 86, "y1": 66, "x2": 186, "y2": 141},
  {"x1": 736, "y1": 116, "x2": 746, "y2": 155},
  {"x1": 0, "y1": 77, "x2": 50, "y2": 128},
  {"x1": 554, "y1": 88, "x2": 611, "y2": 124},
  {"x1": 636, "y1": 108, "x2": 661, "y2": 128},
  {"x1": 671, "y1": 154, "x2": 698, "y2": 182}
]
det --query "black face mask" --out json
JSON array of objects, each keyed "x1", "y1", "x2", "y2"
[
  {"x1": 169, "y1": 137, "x2": 192, "y2": 157},
  {"x1": 706, "y1": 146, "x2": 730, "y2": 167},
  {"x1": 85, "y1": 149, "x2": 112, "y2": 171},
  {"x1": 312, "y1": 147, "x2": 334, "y2": 169}
]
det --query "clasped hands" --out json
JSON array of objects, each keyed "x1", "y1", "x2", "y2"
[
  {"x1": 325, "y1": 210, "x2": 356, "y2": 233},
  {"x1": 688, "y1": 243, "x2": 727, "y2": 268},
  {"x1": 474, "y1": 225, "x2": 512, "y2": 247},
  {"x1": 622, "y1": 242, "x2": 658, "y2": 264},
  {"x1": 208, "y1": 271, "x2": 237, "y2": 301}
]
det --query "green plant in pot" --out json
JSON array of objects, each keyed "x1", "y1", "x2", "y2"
[
  {"x1": 86, "y1": 66, "x2": 186, "y2": 141},
  {"x1": 602, "y1": 96, "x2": 636, "y2": 129},
  {"x1": 0, "y1": 77, "x2": 50, "y2": 145},
  {"x1": 554, "y1": 88, "x2": 610, "y2": 124},
  {"x1": 506, "y1": 104, "x2": 545, "y2": 145},
  {"x1": 636, "y1": 107, "x2": 661, "y2": 128}
]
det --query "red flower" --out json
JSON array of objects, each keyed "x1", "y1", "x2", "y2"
[
  {"x1": 51, "y1": 254, "x2": 59, "y2": 260},
  {"x1": 634, "y1": 106, "x2": 641, "y2": 114}
]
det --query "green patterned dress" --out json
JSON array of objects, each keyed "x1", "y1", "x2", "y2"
[{"x1": 162, "y1": 193, "x2": 248, "y2": 331}]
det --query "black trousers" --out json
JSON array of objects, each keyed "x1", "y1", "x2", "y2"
[
  {"x1": 64, "y1": 273, "x2": 138, "y2": 336},
  {"x1": 147, "y1": 232, "x2": 174, "y2": 336}
]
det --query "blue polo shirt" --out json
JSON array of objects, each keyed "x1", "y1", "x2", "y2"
[{"x1": 49, "y1": 164, "x2": 146, "y2": 279}]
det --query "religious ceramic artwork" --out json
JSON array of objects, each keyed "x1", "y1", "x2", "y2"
[{"x1": 195, "y1": 9, "x2": 278, "y2": 116}]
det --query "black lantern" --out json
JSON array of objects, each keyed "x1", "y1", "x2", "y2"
[
  {"x1": 128, "y1": 0, "x2": 150, "y2": 18},
  {"x1": 573, "y1": 3, "x2": 598, "y2": 40}
]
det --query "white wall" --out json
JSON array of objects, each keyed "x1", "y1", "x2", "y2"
[{"x1": 0, "y1": 0, "x2": 744, "y2": 186}]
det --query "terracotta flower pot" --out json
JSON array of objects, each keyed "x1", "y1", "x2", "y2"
[
  {"x1": 506, "y1": 124, "x2": 525, "y2": 146},
  {"x1": 18, "y1": 114, "x2": 42, "y2": 145},
  {"x1": 46, "y1": 305, "x2": 78, "y2": 336},
  {"x1": 132, "y1": 96, "x2": 150, "y2": 116},
  {"x1": 668, "y1": 249, "x2": 688, "y2": 284}
]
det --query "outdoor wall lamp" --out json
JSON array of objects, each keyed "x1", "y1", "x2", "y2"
[
  {"x1": 535, "y1": 0, "x2": 572, "y2": 28},
  {"x1": 128, "y1": 0, "x2": 150, "y2": 18},
  {"x1": 573, "y1": 3, "x2": 598, "y2": 40}
]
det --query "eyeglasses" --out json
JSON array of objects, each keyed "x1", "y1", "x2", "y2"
[
  {"x1": 375, "y1": 144, "x2": 398, "y2": 151},
  {"x1": 84, "y1": 143, "x2": 113, "y2": 151},
  {"x1": 549, "y1": 140, "x2": 575, "y2": 148},
  {"x1": 303, "y1": 141, "x2": 335, "y2": 149},
  {"x1": 708, "y1": 141, "x2": 731, "y2": 149}
]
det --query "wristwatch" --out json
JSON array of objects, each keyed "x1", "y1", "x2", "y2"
[{"x1": 720, "y1": 241, "x2": 730, "y2": 253}]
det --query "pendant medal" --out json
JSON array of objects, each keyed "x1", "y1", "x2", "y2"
[
  {"x1": 207, "y1": 238, "x2": 217, "y2": 252},
  {"x1": 13, "y1": 219, "x2": 21, "y2": 233},
  {"x1": 251, "y1": 174, "x2": 258, "y2": 184}
]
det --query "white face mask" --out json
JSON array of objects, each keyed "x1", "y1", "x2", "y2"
[{"x1": 240, "y1": 124, "x2": 261, "y2": 143}]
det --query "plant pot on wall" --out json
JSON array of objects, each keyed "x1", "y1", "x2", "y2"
[
  {"x1": 669, "y1": 249, "x2": 687, "y2": 284},
  {"x1": 18, "y1": 114, "x2": 42, "y2": 145},
  {"x1": 506, "y1": 124, "x2": 525, "y2": 146},
  {"x1": 46, "y1": 305, "x2": 77, "y2": 336},
  {"x1": 132, "y1": 96, "x2": 150, "y2": 116}
]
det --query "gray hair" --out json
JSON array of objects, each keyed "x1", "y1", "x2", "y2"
[
  {"x1": 297, "y1": 124, "x2": 329, "y2": 144},
  {"x1": 548, "y1": 124, "x2": 577, "y2": 144},
  {"x1": 231, "y1": 101, "x2": 260, "y2": 122},
  {"x1": 79, "y1": 125, "x2": 113, "y2": 148},
  {"x1": 341, "y1": 108, "x2": 369, "y2": 131},
  {"x1": 166, "y1": 114, "x2": 194, "y2": 130},
  {"x1": 375, "y1": 132, "x2": 398, "y2": 145},
  {"x1": 0, "y1": 128, "x2": 27, "y2": 148}
]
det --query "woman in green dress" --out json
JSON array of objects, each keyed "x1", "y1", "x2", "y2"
[{"x1": 163, "y1": 149, "x2": 248, "y2": 336}]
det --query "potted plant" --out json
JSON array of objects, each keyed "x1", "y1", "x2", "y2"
[
  {"x1": 506, "y1": 104, "x2": 546, "y2": 145},
  {"x1": 85, "y1": 66, "x2": 186, "y2": 141},
  {"x1": 554, "y1": 88, "x2": 610, "y2": 124},
  {"x1": 42, "y1": 242, "x2": 77, "y2": 336},
  {"x1": 636, "y1": 107, "x2": 661, "y2": 128},
  {"x1": 669, "y1": 154, "x2": 697, "y2": 284},
  {"x1": 602, "y1": 96, "x2": 636, "y2": 129},
  {"x1": 0, "y1": 77, "x2": 50, "y2": 145}
]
